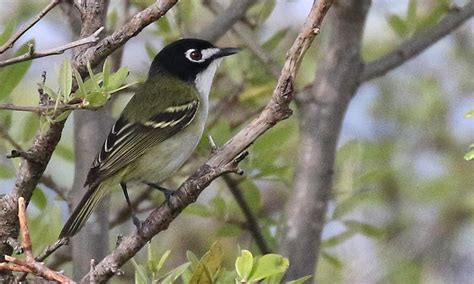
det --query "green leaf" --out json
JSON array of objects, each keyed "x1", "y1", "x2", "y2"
[
  {"x1": 464, "y1": 146, "x2": 474, "y2": 161},
  {"x1": 0, "y1": 164, "x2": 14, "y2": 179},
  {"x1": 321, "y1": 230, "x2": 356, "y2": 248},
  {"x1": 217, "y1": 223, "x2": 242, "y2": 237},
  {"x1": 0, "y1": 40, "x2": 34, "y2": 100},
  {"x1": 55, "y1": 144, "x2": 74, "y2": 161},
  {"x1": 263, "y1": 29, "x2": 289, "y2": 51},
  {"x1": 155, "y1": 250, "x2": 171, "y2": 275},
  {"x1": 189, "y1": 241, "x2": 223, "y2": 284},
  {"x1": 184, "y1": 203, "x2": 211, "y2": 217},
  {"x1": 86, "y1": 61, "x2": 100, "y2": 91},
  {"x1": 161, "y1": 262, "x2": 191, "y2": 284},
  {"x1": 102, "y1": 57, "x2": 111, "y2": 92},
  {"x1": 21, "y1": 113, "x2": 39, "y2": 143},
  {"x1": 387, "y1": 15, "x2": 408, "y2": 37},
  {"x1": 31, "y1": 187, "x2": 48, "y2": 210},
  {"x1": 74, "y1": 69, "x2": 86, "y2": 99},
  {"x1": 186, "y1": 251, "x2": 200, "y2": 270},
  {"x1": 42, "y1": 84, "x2": 58, "y2": 100},
  {"x1": 86, "y1": 91, "x2": 107, "y2": 107},
  {"x1": 464, "y1": 110, "x2": 474, "y2": 118},
  {"x1": 0, "y1": 20, "x2": 16, "y2": 45},
  {"x1": 132, "y1": 259, "x2": 149, "y2": 284},
  {"x1": 344, "y1": 220, "x2": 385, "y2": 239},
  {"x1": 59, "y1": 59, "x2": 72, "y2": 101},
  {"x1": 107, "y1": 66, "x2": 129, "y2": 92},
  {"x1": 287, "y1": 275, "x2": 313, "y2": 284},
  {"x1": 248, "y1": 254, "x2": 289, "y2": 281},
  {"x1": 321, "y1": 252, "x2": 343, "y2": 269},
  {"x1": 145, "y1": 42, "x2": 157, "y2": 60},
  {"x1": 211, "y1": 196, "x2": 227, "y2": 217},
  {"x1": 235, "y1": 250, "x2": 253, "y2": 281},
  {"x1": 406, "y1": 0, "x2": 418, "y2": 30}
]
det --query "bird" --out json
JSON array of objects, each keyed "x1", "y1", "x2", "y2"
[{"x1": 59, "y1": 38, "x2": 240, "y2": 238}]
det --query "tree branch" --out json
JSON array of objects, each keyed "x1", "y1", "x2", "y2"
[
  {"x1": 361, "y1": 0, "x2": 474, "y2": 82},
  {"x1": 0, "y1": 27, "x2": 104, "y2": 67},
  {"x1": 222, "y1": 175, "x2": 271, "y2": 254},
  {"x1": 0, "y1": 197, "x2": 74, "y2": 283},
  {"x1": 81, "y1": 1, "x2": 334, "y2": 282},
  {"x1": 0, "y1": 1, "x2": 178, "y2": 281},
  {"x1": 0, "y1": 0, "x2": 60, "y2": 54},
  {"x1": 196, "y1": 0, "x2": 257, "y2": 42}
]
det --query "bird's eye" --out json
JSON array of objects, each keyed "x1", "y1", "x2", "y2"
[{"x1": 190, "y1": 50, "x2": 202, "y2": 61}]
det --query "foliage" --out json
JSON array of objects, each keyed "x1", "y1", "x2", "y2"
[{"x1": 132, "y1": 241, "x2": 310, "y2": 284}]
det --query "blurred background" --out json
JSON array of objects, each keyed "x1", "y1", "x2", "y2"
[{"x1": 0, "y1": 0, "x2": 473, "y2": 283}]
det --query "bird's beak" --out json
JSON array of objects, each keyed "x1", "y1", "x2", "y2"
[{"x1": 215, "y1": 47, "x2": 241, "y2": 58}]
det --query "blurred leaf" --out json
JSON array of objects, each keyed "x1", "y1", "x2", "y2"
[
  {"x1": 287, "y1": 275, "x2": 313, "y2": 284},
  {"x1": 416, "y1": 5, "x2": 447, "y2": 31},
  {"x1": 31, "y1": 188, "x2": 47, "y2": 210},
  {"x1": 241, "y1": 179, "x2": 261, "y2": 212},
  {"x1": 74, "y1": 69, "x2": 86, "y2": 99},
  {"x1": 176, "y1": 0, "x2": 194, "y2": 29},
  {"x1": 321, "y1": 230, "x2": 355, "y2": 248},
  {"x1": 155, "y1": 250, "x2": 171, "y2": 276},
  {"x1": 108, "y1": 9, "x2": 118, "y2": 31},
  {"x1": 161, "y1": 262, "x2": 191, "y2": 284},
  {"x1": 132, "y1": 259, "x2": 149, "y2": 284},
  {"x1": 235, "y1": 250, "x2": 253, "y2": 281},
  {"x1": 320, "y1": 252, "x2": 343, "y2": 269},
  {"x1": 241, "y1": 82, "x2": 274, "y2": 102},
  {"x1": 185, "y1": 203, "x2": 212, "y2": 217},
  {"x1": 102, "y1": 58, "x2": 111, "y2": 92},
  {"x1": 86, "y1": 91, "x2": 107, "y2": 107},
  {"x1": 0, "y1": 164, "x2": 14, "y2": 179},
  {"x1": 262, "y1": 29, "x2": 289, "y2": 51},
  {"x1": 211, "y1": 196, "x2": 227, "y2": 218},
  {"x1": 0, "y1": 20, "x2": 16, "y2": 45},
  {"x1": 55, "y1": 144, "x2": 74, "y2": 161},
  {"x1": 464, "y1": 146, "x2": 474, "y2": 161},
  {"x1": 189, "y1": 241, "x2": 223, "y2": 284},
  {"x1": 248, "y1": 0, "x2": 276, "y2": 25},
  {"x1": 42, "y1": 84, "x2": 58, "y2": 100},
  {"x1": 59, "y1": 59, "x2": 72, "y2": 101},
  {"x1": 344, "y1": 220, "x2": 385, "y2": 239},
  {"x1": 464, "y1": 109, "x2": 474, "y2": 118},
  {"x1": 0, "y1": 40, "x2": 34, "y2": 100},
  {"x1": 248, "y1": 254, "x2": 289, "y2": 281},
  {"x1": 107, "y1": 66, "x2": 129, "y2": 92},
  {"x1": 387, "y1": 15, "x2": 408, "y2": 37},
  {"x1": 406, "y1": 0, "x2": 417, "y2": 30},
  {"x1": 186, "y1": 250, "x2": 200, "y2": 270},
  {"x1": 21, "y1": 113, "x2": 39, "y2": 142},
  {"x1": 145, "y1": 42, "x2": 157, "y2": 60},
  {"x1": 217, "y1": 223, "x2": 242, "y2": 237}
]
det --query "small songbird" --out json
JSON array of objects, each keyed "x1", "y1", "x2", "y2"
[{"x1": 59, "y1": 38, "x2": 240, "y2": 238}]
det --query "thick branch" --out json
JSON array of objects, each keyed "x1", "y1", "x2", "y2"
[
  {"x1": 81, "y1": 1, "x2": 334, "y2": 282},
  {"x1": 0, "y1": 27, "x2": 104, "y2": 67},
  {"x1": 361, "y1": 1, "x2": 474, "y2": 81},
  {"x1": 0, "y1": 0, "x2": 60, "y2": 54}
]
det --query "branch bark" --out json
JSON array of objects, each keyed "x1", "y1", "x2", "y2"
[
  {"x1": 80, "y1": 1, "x2": 334, "y2": 282},
  {"x1": 0, "y1": 1, "x2": 178, "y2": 282},
  {"x1": 0, "y1": 27, "x2": 104, "y2": 67},
  {"x1": 281, "y1": 0, "x2": 371, "y2": 279},
  {"x1": 361, "y1": 0, "x2": 474, "y2": 82}
]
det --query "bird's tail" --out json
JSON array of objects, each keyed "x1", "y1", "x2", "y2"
[{"x1": 59, "y1": 182, "x2": 109, "y2": 239}]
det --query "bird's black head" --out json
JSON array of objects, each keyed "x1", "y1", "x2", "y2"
[{"x1": 148, "y1": 38, "x2": 240, "y2": 82}]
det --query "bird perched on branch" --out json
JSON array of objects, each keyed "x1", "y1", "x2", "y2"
[{"x1": 59, "y1": 38, "x2": 240, "y2": 238}]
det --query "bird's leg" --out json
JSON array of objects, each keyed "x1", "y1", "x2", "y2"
[
  {"x1": 120, "y1": 182, "x2": 142, "y2": 230},
  {"x1": 145, "y1": 182, "x2": 174, "y2": 202}
]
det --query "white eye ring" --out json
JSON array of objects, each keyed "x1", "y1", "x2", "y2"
[{"x1": 185, "y1": 49, "x2": 204, "y2": 63}]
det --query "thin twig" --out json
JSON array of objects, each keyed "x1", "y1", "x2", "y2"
[
  {"x1": 0, "y1": 197, "x2": 75, "y2": 283},
  {"x1": 223, "y1": 175, "x2": 271, "y2": 254},
  {"x1": 0, "y1": 102, "x2": 89, "y2": 113},
  {"x1": 361, "y1": 1, "x2": 474, "y2": 81},
  {"x1": 0, "y1": 0, "x2": 60, "y2": 54},
  {"x1": 0, "y1": 125, "x2": 23, "y2": 151},
  {"x1": 0, "y1": 27, "x2": 104, "y2": 67}
]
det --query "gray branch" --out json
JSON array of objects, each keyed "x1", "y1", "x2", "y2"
[{"x1": 361, "y1": 0, "x2": 474, "y2": 82}]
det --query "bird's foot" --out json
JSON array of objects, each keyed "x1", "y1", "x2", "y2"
[{"x1": 145, "y1": 182, "x2": 174, "y2": 204}]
